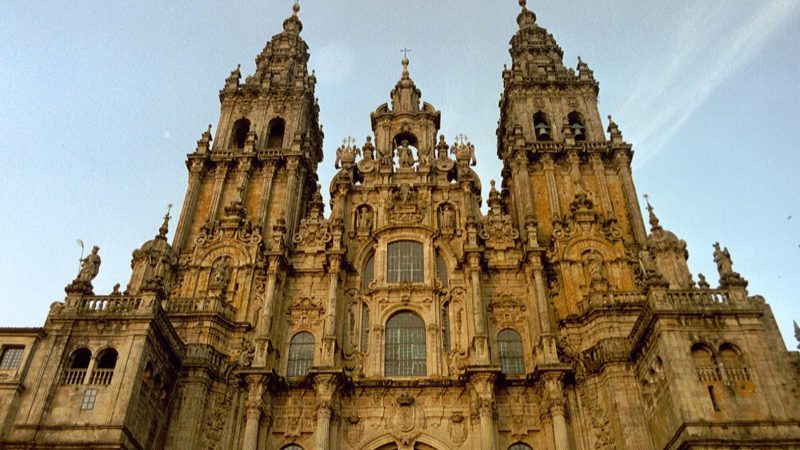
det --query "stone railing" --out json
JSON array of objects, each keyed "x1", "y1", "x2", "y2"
[
  {"x1": 661, "y1": 290, "x2": 730, "y2": 309},
  {"x1": 695, "y1": 365, "x2": 721, "y2": 382},
  {"x1": 76, "y1": 296, "x2": 144, "y2": 313},
  {"x1": 724, "y1": 365, "x2": 751, "y2": 382},
  {"x1": 89, "y1": 368, "x2": 114, "y2": 385},
  {"x1": 582, "y1": 337, "x2": 630, "y2": 373},
  {"x1": 576, "y1": 291, "x2": 647, "y2": 318},
  {"x1": 183, "y1": 344, "x2": 228, "y2": 372},
  {"x1": 163, "y1": 297, "x2": 234, "y2": 321},
  {"x1": 62, "y1": 368, "x2": 87, "y2": 385}
]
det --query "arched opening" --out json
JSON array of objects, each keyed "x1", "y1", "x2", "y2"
[
  {"x1": 393, "y1": 132, "x2": 419, "y2": 167},
  {"x1": 533, "y1": 111, "x2": 551, "y2": 141},
  {"x1": 385, "y1": 311, "x2": 426, "y2": 376},
  {"x1": 436, "y1": 251, "x2": 448, "y2": 288},
  {"x1": 287, "y1": 332, "x2": 314, "y2": 377},
  {"x1": 567, "y1": 111, "x2": 586, "y2": 141},
  {"x1": 362, "y1": 253, "x2": 375, "y2": 290},
  {"x1": 267, "y1": 117, "x2": 286, "y2": 149},
  {"x1": 231, "y1": 118, "x2": 251, "y2": 149},
  {"x1": 387, "y1": 241, "x2": 423, "y2": 283},
  {"x1": 691, "y1": 343, "x2": 718, "y2": 381},
  {"x1": 91, "y1": 348, "x2": 118, "y2": 385},
  {"x1": 63, "y1": 348, "x2": 92, "y2": 385},
  {"x1": 498, "y1": 329, "x2": 525, "y2": 375},
  {"x1": 281, "y1": 445, "x2": 303, "y2": 450},
  {"x1": 509, "y1": 443, "x2": 533, "y2": 450},
  {"x1": 719, "y1": 343, "x2": 750, "y2": 382}
]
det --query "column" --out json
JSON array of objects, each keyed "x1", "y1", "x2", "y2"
[
  {"x1": 511, "y1": 152, "x2": 534, "y2": 240},
  {"x1": 613, "y1": 149, "x2": 647, "y2": 244},
  {"x1": 589, "y1": 153, "x2": 613, "y2": 215},
  {"x1": 322, "y1": 255, "x2": 341, "y2": 366},
  {"x1": 467, "y1": 253, "x2": 489, "y2": 364},
  {"x1": 207, "y1": 163, "x2": 230, "y2": 225},
  {"x1": 312, "y1": 374, "x2": 339, "y2": 450},
  {"x1": 256, "y1": 162, "x2": 277, "y2": 231},
  {"x1": 242, "y1": 375, "x2": 265, "y2": 450},
  {"x1": 470, "y1": 373, "x2": 497, "y2": 450},
  {"x1": 545, "y1": 374, "x2": 571, "y2": 450},
  {"x1": 541, "y1": 154, "x2": 561, "y2": 220},
  {"x1": 172, "y1": 160, "x2": 206, "y2": 252}
]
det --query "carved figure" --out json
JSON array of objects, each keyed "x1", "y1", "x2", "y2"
[
  {"x1": 436, "y1": 135, "x2": 449, "y2": 159},
  {"x1": 77, "y1": 246, "x2": 101, "y2": 283},
  {"x1": 440, "y1": 204, "x2": 455, "y2": 229},
  {"x1": 210, "y1": 258, "x2": 231, "y2": 287},
  {"x1": 712, "y1": 242, "x2": 733, "y2": 276},
  {"x1": 378, "y1": 145, "x2": 394, "y2": 167},
  {"x1": 398, "y1": 140, "x2": 414, "y2": 167},
  {"x1": 586, "y1": 252, "x2": 605, "y2": 281},
  {"x1": 362, "y1": 136, "x2": 375, "y2": 160},
  {"x1": 417, "y1": 143, "x2": 431, "y2": 165},
  {"x1": 357, "y1": 205, "x2": 373, "y2": 232}
]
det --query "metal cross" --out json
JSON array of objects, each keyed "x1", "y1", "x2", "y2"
[
  {"x1": 400, "y1": 48, "x2": 412, "y2": 59},
  {"x1": 343, "y1": 136, "x2": 356, "y2": 147},
  {"x1": 643, "y1": 193, "x2": 650, "y2": 206},
  {"x1": 454, "y1": 133, "x2": 469, "y2": 146}
]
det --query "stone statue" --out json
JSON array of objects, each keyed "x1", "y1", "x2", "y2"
[
  {"x1": 210, "y1": 258, "x2": 231, "y2": 287},
  {"x1": 697, "y1": 273, "x2": 710, "y2": 289},
  {"x1": 357, "y1": 205, "x2": 373, "y2": 232},
  {"x1": 586, "y1": 252, "x2": 605, "y2": 282},
  {"x1": 77, "y1": 246, "x2": 101, "y2": 283},
  {"x1": 417, "y1": 143, "x2": 431, "y2": 166},
  {"x1": 398, "y1": 140, "x2": 414, "y2": 167},
  {"x1": 362, "y1": 136, "x2": 375, "y2": 160},
  {"x1": 378, "y1": 145, "x2": 394, "y2": 167},
  {"x1": 440, "y1": 205, "x2": 455, "y2": 229},
  {"x1": 712, "y1": 242, "x2": 733, "y2": 276},
  {"x1": 435, "y1": 135, "x2": 449, "y2": 160}
]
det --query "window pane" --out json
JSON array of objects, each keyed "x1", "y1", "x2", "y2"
[
  {"x1": 509, "y1": 444, "x2": 533, "y2": 450},
  {"x1": 362, "y1": 254, "x2": 374, "y2": 290},
  {"x1": 385, "y1": 312, "x2": 426, "y2": 376},
  {"x1": 387, "y1": 241, "x2": 423, "y2": 283},
  {"x1": 287, "y1": 332, "x2": 314, "y2": 377},
  {"x1": 0, "y1": 346, "x2": 24, "y2": 370},
  {"x1": 498, "y1": 329, "x2": 525, "y2": 375},
  {"x1": 436, "y1": 252, "x2": 448, "y2": 288}
]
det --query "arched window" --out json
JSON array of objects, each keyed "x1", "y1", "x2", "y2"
[
  {"x1": 533, "y1": 111, "x2": 551, "y2": 141},
  {"x1": 691, "y1": 343, "x2": 719, "y2": 382},
  {"x1": 267, "y1": 118, "x2": 285, "y2": 149},
  {"x1": 436, "y1": 251, "x2": 448, "y2": 288},
  {"x1": 360, "y1": 304, "x2": 370, "y2": 352},
  {"x1": 91, "y1": 348, "x2": 118, "y2": 385},
  {"x1": 63, "y1": 348, "x2": 91, "y2": 385},
  {"x1": 362, "y1": 253, "x2": 374, "y2": 290},
  {"x1": 719, "y1": 343, "x2": 750, "y2": 382},
  {"x1": 567, "y1": 111, "x2": 586, "y2": 141},
  {"x1": 442, "y1": 302, "x2": 451, "y2": 353},
  {"x1": 287, "y1": 332, "x2": 314, "y2": 377},
  {"x1": 231, "y1": 118, "x2": 251, "y2": 149},
  {"x1": 509, "y1": 443, "x2": 533, "y2": 450},
  {"x1": 387, "y1": 241, "x2": 423, "y2": 283},
  {"x1": 498, "y1": 329, "x2": 525, "y2": 375},
  {"x1": 281, "y1": 445, "x2": 304, "y2": 450},
  {"x1": 385, "y1": 311, "x2": 426, "y2": 376}
]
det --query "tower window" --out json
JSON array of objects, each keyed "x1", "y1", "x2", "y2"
[
  {"x1": 509, "y1": 444, "x2": 533, "y2": 450},
  {"x1": 387, "y1": 241, "x2": 423, "y2": 283},
  {"x1": 568, "y1": 111, "x2": 586, "y2": 141},
  {"x1": 231, "y1": 118, "x2": 251, "y2": 149},
  {"x1": 90, "y1": 348, "x2": 118, "y2": 385},
  {"x1": 63, "y1": 348, "x2": 92, "y2": 385},
  {"x1": 362, "y1": 253, "x2": 374, "y2": 290},
  {"x1": 80, "y1": 388, "x2": 98, "y2": 410},
  {"x1": 498, "y1": 329, "x2": 525, "y2": 375},
  {"x1": 287, "y1": 332, "x2": 314, "y2": 377},
  {"x1": 533, "y1": 111, "x2": 551, "y2": 141},
  {"x1": 0, "y1": 346, "x2": 24, "y2": 370},
  {"x1": 385, "y1": 311, "x2": 426, "y2": 377},
  {"x1": 267, "y1": 117, "x2": 285, "y2": 149}
]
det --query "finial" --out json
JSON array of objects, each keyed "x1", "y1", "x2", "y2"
[
  {"x1": 159, "y1": 203, "x2": 173, "y2": 238},
  {"x1": 519, "y1": 0, "x2": 526, "y2": 8},
  {"x1": 794, "y1": 321, "x2": 800, "y2": 349},
  {"x1": 292, "y1": 0, "x2": 300, "y2": 16},
  {"x1": 490, "y1": 179, "x2": 497, "y2": 190},
  {"x1": 644, "y1": 194, "x2": 661, "y2": 230},
  {"x1": 400, "y1": 48, "x2": 411, "y2": 77}
]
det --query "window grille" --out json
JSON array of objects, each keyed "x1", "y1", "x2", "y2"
[
  {"x1": 281, "y1": 445, "x2": 304, "y2": 450},
  {"x1": 287, "y1": 332, "x2": 314, "y2": 377},
  {"x1": 360, "y1": 305, "x2": 370, "y2": 352},
  {"x1": 509, "y1": 443, "x2": 533, "y2": 450},
  {"x1": 498, "y1": 329, "x2": 525, "y2": 375},
  {"x1": 387, "y1": 241, "x2": 423, "y2": 283},
  {"x1": 80, "y1": 388, "x2": 98, "y2": 410},
  {"x1": 0, "y1": 346, "x2": 24, "y2": 370},
  {"x1": 385, "y1": 312, "x2": 426, "y2": 376}
]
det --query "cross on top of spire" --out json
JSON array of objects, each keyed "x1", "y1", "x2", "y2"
[
  {"x1": 454, "y1": 133, "x2": 469, "y2": 146},
  {"x1": 342, "y1": 136, "x2": 356, "y2": 147}
]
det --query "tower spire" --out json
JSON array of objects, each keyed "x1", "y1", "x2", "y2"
[
  {"x1": 644, "y1": 194, "x2": 661, "y2": 231},
  {"x1": 158, "y1": 203, "x2": 173, "y2": 239}
]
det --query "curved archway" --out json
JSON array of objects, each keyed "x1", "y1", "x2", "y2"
[
  {"x1": 267, "y1": 117, "x2": 286, "y2": 149},
  {"x1": 287, "y1": 331, "x2": 314, "y2": 377},
  {"x1": 231, "y1": 118, "x2": 251, "y2": 149}
]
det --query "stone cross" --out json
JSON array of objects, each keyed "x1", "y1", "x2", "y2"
[
  {"x1": 342, "y1": 136, "x2": 356, "y2": 147},
  {"x1": 454, "y1": 133, "x2": 469, "y2": 146}
]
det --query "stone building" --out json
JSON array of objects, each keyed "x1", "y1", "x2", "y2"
[{"x1": 1, "y1": 3, "x2": 798, "y2": 450}]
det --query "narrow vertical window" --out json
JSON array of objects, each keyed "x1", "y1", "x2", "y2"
[
  {"x1": 362, "y1": 254, "x2": 374, "y2": 290},
  {"x1": 442, "y1": 303, "x2": 451, "y2": 353},
  {"x1": 267, "y1": 117, "x2": 285, "y2": 149},
  {"x1": 80, "y1": 388, "x2": 98, "y2": 410},
  {"x1": 385, "y1": 311, "x2": 426, "y2": 376},
  {"x1": 387, "y1": 241, "x2": 423, "y2": 283},
  {"x1": 360, "y1": 305, "x2": 370, "y2": 352},
  {"x1": 0, "y1": 346, "x2": 24, "y2": 370},
  {"x1": 90, "y1": 348, "x2": 117, "y2": 385},
  {"x1": 287, "y1": 332, "x2": 314, "y2": 377},
  {"x1": 231, "y1": 118, "x2": 251, "y2": 149},
  {"x1": 436, "y1": 252, "x2": 448, "y2": 288},
  {"x1": 498, "y1": 329, "x2": 525, "y2": 375}
]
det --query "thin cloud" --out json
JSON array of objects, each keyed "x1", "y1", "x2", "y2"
[{"x1": 618, "y1": 1, "x2": 799, "y2": 169}]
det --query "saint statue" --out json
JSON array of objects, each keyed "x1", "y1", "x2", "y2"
[
  {"x1": 712, "y1": 242, "x2": 733, "y2": 276},
  {"x1": 357, "y1": 206, "x2": 373, "y2": 232},
  {"x1": 77, "y1": 246, "x2": 101, "y2": 283},
  {"x1": 398, "y1": 140, "x2": 414, "y2": 167}
]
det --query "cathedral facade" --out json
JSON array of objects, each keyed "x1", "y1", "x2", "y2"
[{"x1": 1, "y1": 3, "x2": 798, "y2": 450}]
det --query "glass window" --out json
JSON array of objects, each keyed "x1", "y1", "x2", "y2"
[
  {"x1": 360, "y1": 305, "x2": 370, "y2": 352},
  {"x1": 498, "y1": 329, "x2": 525, "y2": 375},
  {"x1": 281, "y1": 445, "x2": 303, "y2": 450},
  {"x1": 80, "y1": 388, "x2": 98, "y2": 410},
  {"x1": 442, "y1": 303, "x2": 451, "y2": 353},
  {"x1": 362, "y1": 254, "x2": 374, "y2": 290},
  {"x1": 387, "y1": 241, "x2": 423, "y2": 283},
  {"x1": 509, "y1": 443, "x2": 533, "y2": 450},
  {"x1": 385, "y1": 312, "x2": 426, "y2": 377},
  {"x1": 287, "y1": 332, "x2": 314, "y2": 377},
  {"x1": 436, "y1": 252, "x2": 448, "y2": 288},
  {"x1": 0, "y1": 346, "x2": 24, "y2": 370}
]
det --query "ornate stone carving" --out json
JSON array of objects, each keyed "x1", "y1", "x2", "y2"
[
  {"x1": 66, "y1": 245, "x2": 101, "y2": 294},
  {"x1": 713, "y1": 242, "x2": 748, "y2": 288},
  {"x1": 480, "y1": 180, "x2": 519, "y2": 250},
  {"x1": 293, "y1": 185, "x2": 332, "y2": 252},
  {"x1": 448, "y1": 411, "x2": 468, "y2": 445},
  {"x1": 385, "y1": 183, "x2": 426, "y2": 225}
]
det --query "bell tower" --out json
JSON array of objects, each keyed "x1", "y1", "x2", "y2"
[{"x1": 167, "y1": 2, "x2": 322, "y2": 330}]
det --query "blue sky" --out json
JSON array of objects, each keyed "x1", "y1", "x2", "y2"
[{"x1": 1, "y1": 1, "x2": 798, "y2": 348}]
